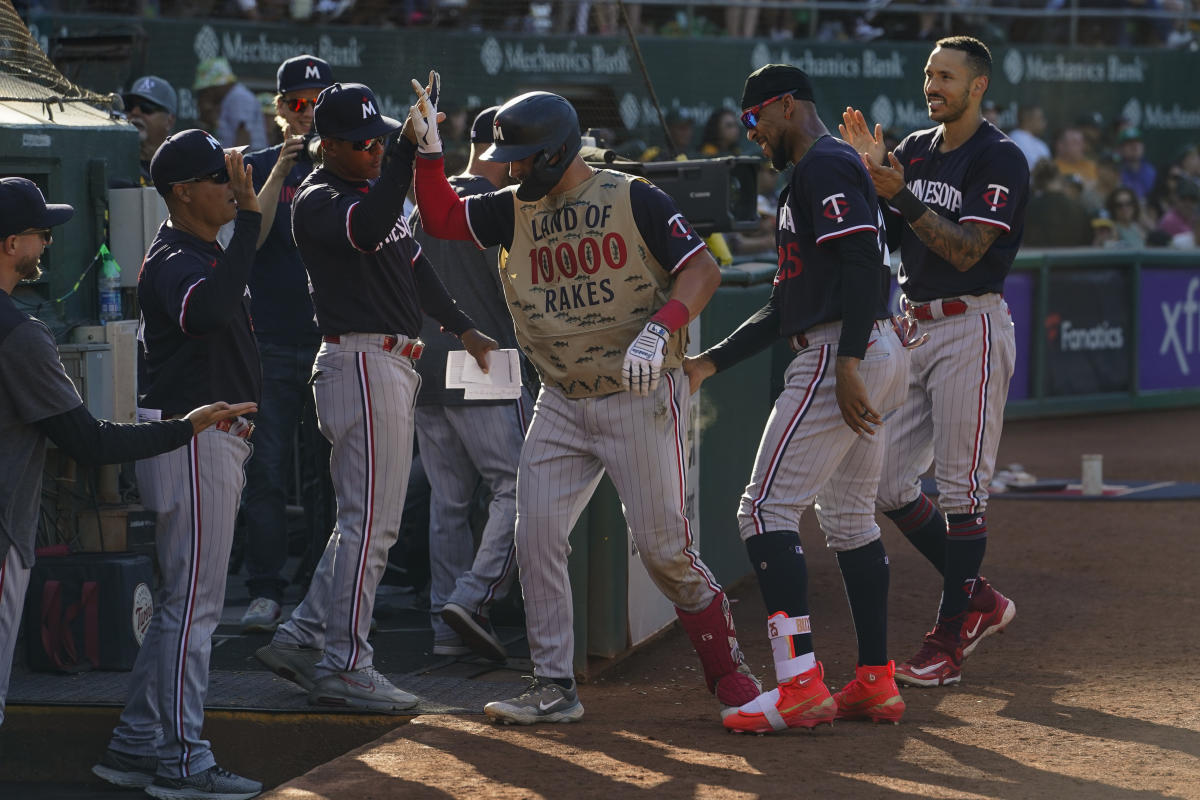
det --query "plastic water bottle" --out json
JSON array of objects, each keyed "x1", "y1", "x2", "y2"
[{"x1": 98, "y1": 244, "x2": 123, "y2": 322}]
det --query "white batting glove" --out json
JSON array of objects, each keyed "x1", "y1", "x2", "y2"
[
  {"x1": 623, "y1": 321, "x2": 669, "y2": 395},
  {"x1": 408, "y1": 70, "x2": 442, "y2": 154}
]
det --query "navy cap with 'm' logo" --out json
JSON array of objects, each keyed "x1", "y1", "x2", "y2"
[
  {"x1": 277, "y1": 54, "x2": 334, "y2": 94},
  {"x1": 150, "y1": 129, "x2": 227, "y2": 196},
  {"x1": 313, "y1": 82, "x2": 401, "y2": 141}
]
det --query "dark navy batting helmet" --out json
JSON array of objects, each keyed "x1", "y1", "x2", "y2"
[{"x1": 482, "y1": 91, "x2": 581, "y2": 201}]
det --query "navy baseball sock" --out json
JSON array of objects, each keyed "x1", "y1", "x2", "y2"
[
  {"x1": 746, "y1": 531, "x2": 813, "y2": 659},
  {"x1": 835, "y1": 539, "x2": 889, "y2": 667},
  {"x1": 884, "y1": 494, "x2": 945, "y2": 572},
  {"x1": 939, "y1": 513, "x2": 988, "y2": 625}
]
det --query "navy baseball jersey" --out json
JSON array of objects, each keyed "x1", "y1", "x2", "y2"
[
  {"x1": 244, "y1": 145, "x2": 320, "y2": 346},
  {"x1": 292, "y1": 167, "x2": 470, "y2": 337},
  {"x1": 890, "y1": 120, "x2": 1029, "y2": 301},
  {"x1": 775, "y1": 135, "x2": 889, "y2": 337},
  {"x1": 137, "y1": 213, "x2": 262, "y2": 416}
]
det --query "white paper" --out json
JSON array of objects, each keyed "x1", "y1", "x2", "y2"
[{"x1": 446, "y1": 349, "x2": 522, "y2": 399}]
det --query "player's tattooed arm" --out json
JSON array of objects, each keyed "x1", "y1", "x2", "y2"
[{"x1": 907, "y1": 214, "x2": 1002, "y2": 272}]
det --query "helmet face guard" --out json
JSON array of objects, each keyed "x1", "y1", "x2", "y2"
[{"x1": 482, "y1": 91, "x2": 582, "y2": 201}]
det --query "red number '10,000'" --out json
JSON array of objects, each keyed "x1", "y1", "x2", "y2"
[{"x1": 529, "y1": 233, "x2": 627, "y2": 285}]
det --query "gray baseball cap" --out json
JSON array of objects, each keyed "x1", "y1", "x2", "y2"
[{"x1": 125, "y1": 75, "x2": 178, "y2": 116}]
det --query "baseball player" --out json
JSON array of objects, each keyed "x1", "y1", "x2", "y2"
[
  {"x1": 238, "y1": 54, "x2": 334, "y2": 633},
  {"x1": 94, "y1": 132, "x2": 263, "y2": 799},
  {"x1": 122, "y1": 75, "x2": 177, "y2": 186},
  {"x1": 0, "y1": 177, "x2": 253, "y2": 735},
  {"x1": 685, "y1": 65, "x2": 909, "y2": 734},
  {"x1": 410, "y1": 106, "x2": 532, "y2": 662},
  {"x1": 255, "y1": 82, "x2": 496, "y2": 713},
  {"x1": 840, "y1": 35, "x2": 1026, "y2": 687},
  {"x1": 409, "y1": 76, "x2": 761, "y2": 725}
]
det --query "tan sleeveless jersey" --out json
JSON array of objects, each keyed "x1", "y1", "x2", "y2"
[{"x1": 500, "y1": 169, "x2": 687, "y2": 398}]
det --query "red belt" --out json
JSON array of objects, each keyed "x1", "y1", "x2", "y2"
[
  {"x1": 909, "y1": 298, "x2": 968, "y2": 321},
  {"x1": 322, "y1": 335, "x2": 424, "y2": 359},
  {"x1": 215, "y1": 418, "x2": 254, "y2": 439}
]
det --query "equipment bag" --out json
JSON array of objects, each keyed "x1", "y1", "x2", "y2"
[{"x1": 24, "y1": 552, "x2": 154, "y2": 672}]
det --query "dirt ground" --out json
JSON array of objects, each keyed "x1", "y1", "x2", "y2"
[{"x1": 265, "y1": 407, "x2": 1200, "y2": 800}]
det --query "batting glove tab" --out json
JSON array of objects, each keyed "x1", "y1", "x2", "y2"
[
  {"x1": 622, "y1": 321, "x2": 670, "y2": 395},
  {"x1": 408, "y1": 71, "x2": 442, "y2": 154}
]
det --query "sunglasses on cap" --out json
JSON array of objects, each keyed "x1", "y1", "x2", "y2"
[
  {"x1": 18, "y1": 228, "x2": 52, "y2": 244},
  {"x1": 284, "y1": 97, "x2": 318, "y2": 113},
  {"x1": 170, "y1": 167, "x2": 231, "y2": 186},
  {"x1": 125, "y1": 98, "x2": 168, "y2": 115},
  {"x1": 740, "y1": 92, "x2": 794, "y2": 130},
  {"x1": 350, "y1": 136, "x2": 386, "y2": 151}
]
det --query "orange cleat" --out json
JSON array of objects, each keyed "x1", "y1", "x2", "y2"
[
  {"x1": 722, "y1": 662, "x2": 836, "y2": 734},
  {"x1": 834, "y1": 661, "x2": 906, "y2": 724}
]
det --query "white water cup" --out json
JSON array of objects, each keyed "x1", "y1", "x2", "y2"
[{"x1": 1081, "y1": 454, "x2": 1104, "y2": 496}]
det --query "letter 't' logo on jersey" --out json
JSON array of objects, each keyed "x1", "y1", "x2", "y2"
[
  {"x1": 822, "y1": 193, "x2": 849, "y2": 223},
  {"x1": 666, "y1": 213, "x2": 694, "y2": 241},
  {"x1": 305, "y1": 64, "x2": 321, "y2": 80},
  {"x1": 362, "y1": 98, "x2": 377, "y2": 119},
  {"x1": 984, "y1": 183, "x2": 1009, "y2": 212}
]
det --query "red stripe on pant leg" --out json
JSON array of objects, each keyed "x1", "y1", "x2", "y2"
[
  {"x1": 665, "y1": 372, "x2": 720, "y2": 595},
  {"x1": 347, "y1": 352, "x2": 376, "y2": 672},
  {"x1": 749, "y1": 345, "x2": 829, "y2": 535},
  {"x1": 967, "y1": 315, "x2": 992, "y2": 514}
]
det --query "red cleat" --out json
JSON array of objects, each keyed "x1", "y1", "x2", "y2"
[
  {"x1": 722, "y1": 662, "x2": 836, "y2": 734},
  {"x1": 961, "y1": 577, "x2": 1016, "y2": 658},
  {"x1": 834, "y1": 661, "x2": 906, "y2": 724},
  {"x1": 895, "y1": 629, "x2": 963, "y2": 687}
]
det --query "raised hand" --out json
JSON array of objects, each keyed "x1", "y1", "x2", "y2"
[{"x1": 839, "y1": 107, "x2": 886, "y2": 167}]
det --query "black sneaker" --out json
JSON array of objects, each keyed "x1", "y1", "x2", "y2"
[
  {"x1": 144, "y1": 764, "x2": 262, "y2": 800},
  {"x1": 91, "y1": 747, "x2": 157, "y2": 788},
  {"x1": 442, "y1": 601, "x2": 506, "y2": 661}
]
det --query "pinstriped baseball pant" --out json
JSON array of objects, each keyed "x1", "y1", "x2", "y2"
[
  {"x1": 0, "y1": 546, "x2": 32, "y2": 728},
  {"x1": 417, "y1": 389, "x2": 531, "y2": 642},
  {"x1": 275, "y1": 338, "x2": 420, "y2": 678},
  {"x1": 517, "y1": 368, "x2": 721, "y2": 679},
  {"x1": 108, "y1": 429, "x2": 249, "y2": 778}
]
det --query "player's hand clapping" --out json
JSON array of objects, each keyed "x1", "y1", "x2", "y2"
[
  {"x1": 226, "y1": 150, "x2": 260, "y2": 214},
  {"x1": 407, "y1": 70, "x2": 443, "y2": 154},
  {"x1": 839, "y1": 107, "x2": 886, "y2": 167}
]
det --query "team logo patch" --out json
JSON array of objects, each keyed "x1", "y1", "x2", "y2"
[
  {"x1": 361, "y1": 98, "x2": 377, "y2": 119},
  {"x1": 132, "y1": 582, "x2": 153, "y2": 646},
  {"x1": 984, "y1": 183, "x2": 1009, "y2": 212},
  {"x1": 204, "y1": 133, "x2": 221, "y2": 150},
  {"x1": 822, "y1": 192, "x2": 849, "y2": 223},
  {"x1": 666, "y1": 212, "x2": 694, "y2": 240}
]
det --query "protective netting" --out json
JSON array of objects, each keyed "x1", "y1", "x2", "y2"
[{"x1": 0, "y1": 0, "x2": 112, "y2": 106}]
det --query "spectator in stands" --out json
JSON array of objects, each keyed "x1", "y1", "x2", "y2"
[
  {"x1": 1008, "y1": 104, "x2": 1051, "y2": 169},
  {"x1": 1024, "y1": 161, "x2": 1092, "y2": 247},
  {"x1": 1106, "y1": 187, "x2": 1147, "y2": 247},
  {"x1": 1176, "y1": 143, "x2": 1200, "y2": 182},
  {"x1": 1157, "y1": 176, "x2": 1200, "y2": 245},
  {"x1": 641, "y1": 109, "x2": 694, "y2": 161},
  {"x1": 698, "y1": 108, "x2": 742, "y2": 157},
  {"x1": 1054, "y1": 127, "x2": 1099, "y2": 192},
  {"x1": 1090, "y1": 216, "x2": 1118, "y2": 248},
  {"x1": 194, "y1": 56, "x2": 268, "y2": 150},
  {"x1": 1116, "y1": 127, "x2": 1156, "y2": 202},
  {"x1": 123, "y1": 76, "x2": 178, "y2": 186},
  {"x1": 1074, "y1": 111, "x2": 1107, "y2": 159}
]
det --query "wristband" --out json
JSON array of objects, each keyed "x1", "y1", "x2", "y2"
[
  {"x1": 890, "y1": 187, "x2": 928, "y2": 223},
  {"x1": 649, "y1": 299, "x2": 690, "y2": 333}
]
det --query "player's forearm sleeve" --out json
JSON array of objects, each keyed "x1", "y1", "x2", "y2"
[
  {"x1": 181, "y1": 209, "x2": 261, "y2": 334},
  {"x1": 35, "y1": 404, "x2": 194, "y2": 465},
  {"x1": 829, "y1": 230, "x2": 883, "y2": 360},
  {"x1": 349, "y1": 136, "x2": 419, "y2": 249},
  {"x1": 413, "y1": 251, "x2": 476, "y2": 336},
  {"x1": 703, "y1": 298, "x2": 780, "y2": 373},
  {"x1": 414, "y1": 155, "x2": 473, "y2": 241}
]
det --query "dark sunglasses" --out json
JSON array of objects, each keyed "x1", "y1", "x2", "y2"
[
  {"x1": 285, "y1": 97, "x2": 318, "y2": 113},
  {"x1": 171, "y1": 168, "x2": 231, "y2": 186},
  {"x1": 740, "y1": 92, "x2": 794, "y2": 130},
  {"x1": 18, "y1": 228, "x2": 52, "y2": 244},
  {"x1": 350, "y1": 136, "x2": 386, "y2": 151},
  {"x1": 125, "y1": 98, "x2": 168, "y2": 115}
]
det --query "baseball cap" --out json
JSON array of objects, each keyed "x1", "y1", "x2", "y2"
[
  {"x1": 149, "y1": 129, "x2": 227, "y2": 196},
  {"x1": 470, "y1": 106, "x2": 500, "y2": 145},
  {"x1": 1117, "y1": 127, "x2": 1143, "y2": 144},
  {"x1": 277, "y1": 54, "x2": 333, "y2": 94},
  {"x1": 741, "y1": 64, "x2": 815, "y2": 110},
  {"x1": 125, "y1": 75, "x2": 178, "y2": 116},
  {"x1": 1176, "y1": 177, "x2": 1200, "y2": 200},
  {"x1": 0, "y1": 178, "x2": 74, "y2": 238},
  {"x1": 313, "y1": 82, "x2": 400, "y2": 141},
  {"x1": 194, "y1": 57, "x2": 237, "y2": 91}
]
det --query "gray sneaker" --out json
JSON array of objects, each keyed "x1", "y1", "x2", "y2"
[
  {"x1": 484, "y1": 676, "x2": 585, "y2": 725},
  {"x1": 309, "y1": 665, "x2": 419, "y2": 714},
  {"x1": 91, "y1": 747, "x2": 157, "y2": 788},
  {"x1": 240, "y1": 597, "x2": 281, "y2": 633},
  {"x1": 255, "y1": 640, "x2": 323, "y2": 691},
  {"x1": 144, "y1": 765, "x2": 261, "y2": 800},
  {"x1": 442, "y1": 601, "x2": 506, "y2": 661}
]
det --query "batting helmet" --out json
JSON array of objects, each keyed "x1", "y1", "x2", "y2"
[{"x1": 482, "y1": 91, "x2": 581, "y2": 201}]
